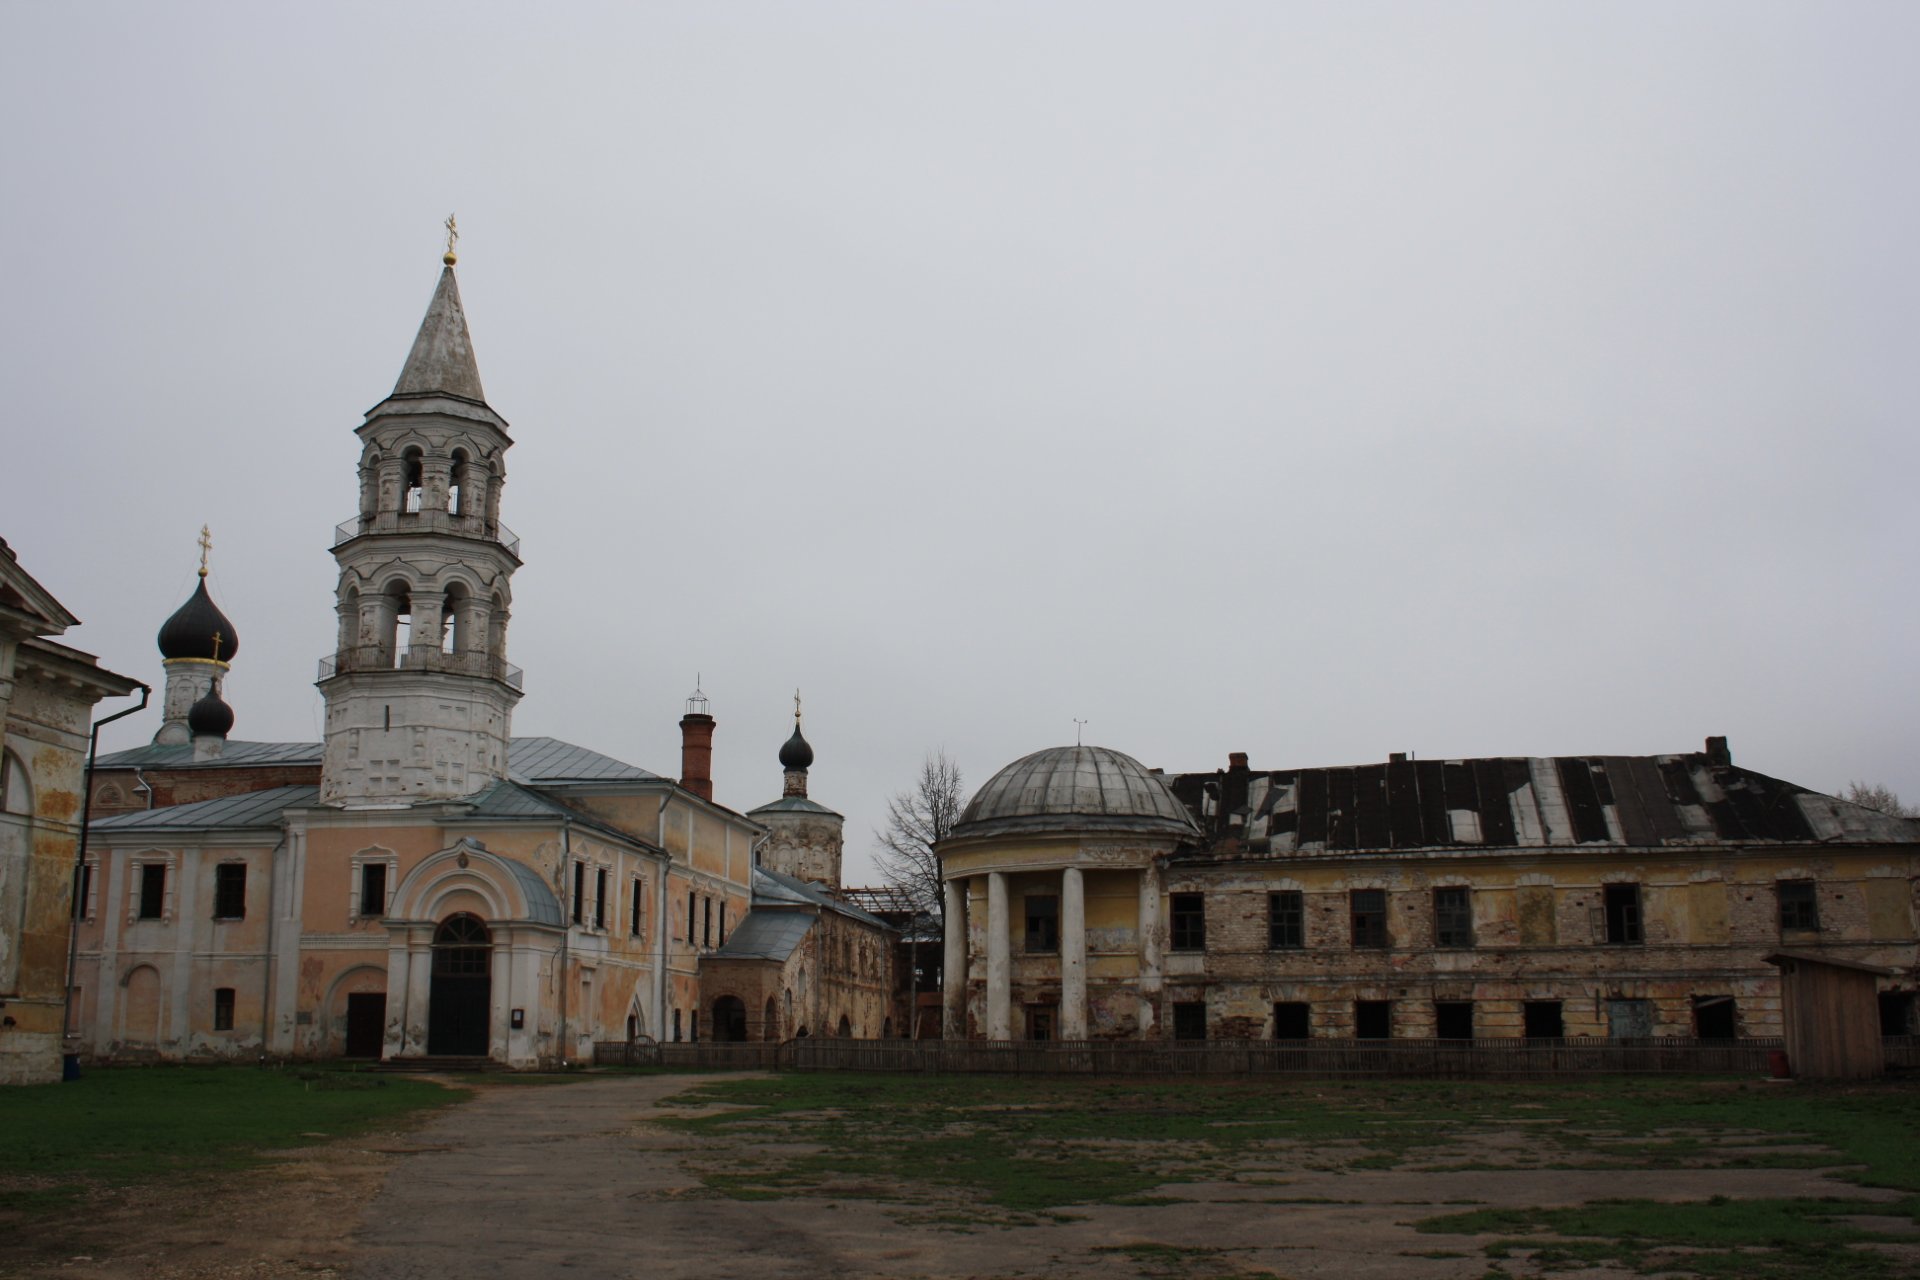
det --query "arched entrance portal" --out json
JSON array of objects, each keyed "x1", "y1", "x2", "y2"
[
  {"x1": 428, "y1": 913, "x2": 491, "y2": 1056},
  {"x1": 712, "y1": 995, "x2": 748, "y2": 1042}
]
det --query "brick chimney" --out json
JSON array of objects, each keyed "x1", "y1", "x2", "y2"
[
  {"x1": 1228, "y1": 752, "x2": 1249, "y2": 771},
  {"x1": 1704, "y1": 735, "x2": 1731, "y2": 767},
  {"x1": 679, "y1": 685, "x2": 714, "y2": 802}
]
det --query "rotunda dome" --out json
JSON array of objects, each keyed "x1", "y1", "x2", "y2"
[
  {"x1": 952, "y1": 745, "x2": 1199, "y2": 841},
  {"x1": 157, "y1": 577, "x2": 239, "y2": 664},
  {"x1": 779, "y1": 724, "x2": 814, "y2": 771},
  {"x1": 187, "y1": 683, "x2": 234, "y2": 738}
]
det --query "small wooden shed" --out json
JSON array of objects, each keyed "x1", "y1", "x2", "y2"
[{"x1": 1763, "y1": 950, "x2": 1900, "y2": 1080}]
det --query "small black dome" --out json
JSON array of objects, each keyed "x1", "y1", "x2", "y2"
[
  {"x1": 158, "y1": 577, "x2": 239, "y2": 664},
  {"x1": 779, "y1": 724, "x2": 814, "y2": 771},
  {"x1": 188, "y1": 683, "x2": 234, "y2": 738}
]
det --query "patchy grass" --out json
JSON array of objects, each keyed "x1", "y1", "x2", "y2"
[{"x1": 0, "y1": 1065, "x2": 460, "y2": 1214}]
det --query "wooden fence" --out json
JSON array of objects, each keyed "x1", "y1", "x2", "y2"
[{"x1": 595, "y1": 1035, "x2": 1811, "y2": 1077}]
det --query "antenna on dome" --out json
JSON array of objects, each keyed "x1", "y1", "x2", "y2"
[{"x1": 1073, "y1": 717, "x2": 1088, "y2": 746}]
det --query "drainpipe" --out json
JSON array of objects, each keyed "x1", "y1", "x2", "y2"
[
  {"x1": 558, "y1": 820, "x2": 571, "y2": 1067},
  {"x1": 61, "y1": 683, "x2": 151, "y2": 1078}
]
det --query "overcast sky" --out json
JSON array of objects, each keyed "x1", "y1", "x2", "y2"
[{"x1": 5, "y1": 3, "x2": 1915, "y2": 882}]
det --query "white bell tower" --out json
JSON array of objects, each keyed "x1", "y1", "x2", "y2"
[{"x1": 317, "y1": 235, "x2": 523, "y2": 804}]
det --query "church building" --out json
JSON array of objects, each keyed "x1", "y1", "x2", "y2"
[{"x1": 66, "y1": 251, "x2": 889, "y2": 1067}]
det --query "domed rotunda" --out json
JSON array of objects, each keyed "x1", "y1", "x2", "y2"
[{"x1": 937, "y1": 745, "x2": 1199, "y2": 1043}]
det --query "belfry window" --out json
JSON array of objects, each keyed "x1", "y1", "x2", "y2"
[
  {"x1": 448, "y1": 449, "x2": 469, "y2": 515},
  {"x1": 401, "y1": 447, "x2": 424, "y2": 513}
]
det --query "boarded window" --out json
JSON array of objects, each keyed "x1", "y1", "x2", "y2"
[
  {"x1": 594, "y1": 868, "x2": 608, "y2": 929},
  {"x1": 1267, "y1": 891, "x2": 1304, "y2": 949},
  {"x1": 1523, "y1": 1000, "x2": 1564, "y2": 1038},
  {"x1": 1603, "y1": 884, "x2": 1643, "y2": 944},
  {"x1": 360, "y1": 862, "x2": 387, "y2": 917},
  {"x1": 1607, "y1": 998, "x2": 1653, "y2": 1040},
  {"x1": 1272, "y1": 1001, "x2": 1310, "y2": 1039},
  {"x1": 1172, "y1": 1001, "x2": 1207, "y2": 1041},
  {"x1": 1350, "y1": 889, "x2": 1388, "y2": 948},
  {"x1": 1433, "y1": 887, "x2": 1472, "y2": 948},
  {"x1": 1777, "y1": 880, "x2": 1819, "y2": 932},
  {"x1": 1170, "y1": 894, "x2": 1206, "y2": 951},
  {"x1": 213, "y1": 987, "x2": 235, "y2": 1031},
  {"x1": 213, "y1": 863, "x2": 247, "y2": 920},
  {"x1": 1517, "y1": 884, "x2": 1557, "y2": 945},
  {"x1": 1435, "y1": 1000, "x2": 1474, "y2": 1040},
  {"x1": 1354, "y1": 1000, "x2": 1392, "y2": 1039},
  {"x1": 1025, "y1": 894, "x2": 1060, "y2": 953},
  {"x1": 138, "y1": 864, "x2": 166, "y2": 920}
]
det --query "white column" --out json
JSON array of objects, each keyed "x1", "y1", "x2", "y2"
[
  {"x1": 382, "y1": 938, "x2": 410, "y2": 1060},
  {"x1": 986, "y1": 871, "x2": 1011, "y2": 1041},
  {"x1": 402, "y1": 935, "x2": 433, "y2": 1056},
  {"x1": 1061, "y1": 866, "x2": 1087, "y2": 1041},
  {"x1": 1138, "y1": 861, "x2": 1163, "y2": 1039},
  {"x1": 943, "y1": 877, "x2": 969, "y2": 1039}
]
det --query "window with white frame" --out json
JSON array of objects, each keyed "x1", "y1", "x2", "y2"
[{"x1": 349, "y1": 850, "x2": 397, "y2": 922}]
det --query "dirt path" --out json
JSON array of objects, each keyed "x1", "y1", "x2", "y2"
[{"x1": 6, "y1": 1075, "x2": 1904, "y2": 1280}]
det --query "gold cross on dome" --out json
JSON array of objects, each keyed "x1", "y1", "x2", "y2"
[
  {"x1": 211, "y1": 631, "x2": 224, "y2": 663},
  {"x1": 794, "y1": 688, "x2": 803, "y2": 725},
  {"x1": 197, "y1": 525, "x2": 212, "y2": 577}
]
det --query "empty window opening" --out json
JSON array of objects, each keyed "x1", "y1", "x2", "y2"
[
  {"x1": 1172, "y1": 1001, "x2": 1208, "y2": 1041},
  {"x1": 213, "y1": 863, "x2": 247, "y2": 920},
  {"x1": 672, "y1": 1008, "x2": 682, "y2": 1042},
  {"x1": 703, "y1": 896, "x2": 713, "y2": 948},
  {"x1": 1435, "y1": 1000, "x2": 1474, "y2": 1040},
  {"x1": 1354, "y1": 1000, "x2": 1393, "y2": 1040},
  {"x1": 594, "y1": 868, "x2": 608, "y2": 929},
  {"x1": 1777, "y1": 880, "x2": 1819, "y2": 932},
  {"x1": 360, "y1": 862, "x2": 387, "y2": 918},
  {"x1": 1878, "y1": 991, "x2": 1913, "y2": 1037},
  {"x1": 401, "y1": 447, "x2": 424, "y2": 512},
  {"x1": 1693, "y1": 995, "x2": 1737, "y2": 1039},
  {"x1": 1025, "y1": 893, "x2": 1059, "y2": 954},
  {"x1": 687, "y1": 890, "x2": 696, "y2": 942},
  {"x1": 1350, "y1": 889, "x2": 1388, "y2": 948},
  {"x1": 1433, "y1": 886, "x2": 1473, "y2": 948},
  {"x1": 571, "y1": 862, "x2": 586, "y2": 925},
  {"x1": 1025, "y1": 1005, "x2": 1055, "y2": 1041},
  {"x1": 1523, "y1": 1000, "x2": 1564, "y2": 1039},
  {"x1": 718, "y1": 900, "x2": 727, "y2": 944},
  {"x1": 629, "y1": 878, "x2": 643, "y2": 937},
  {"x1": 1603, "y1": 884, "x2": 1643, "y2": 944},
  {"x1": 138, "y1": 864, "x2": 166, "y2": 920},
  {"x1": 1272, "y1": 1001, "x2": 1311, "y2": 1040},
  {"x1": 213, "y1": 987, "x2": 235, "y2": 1032},
  {"x1": 1268, "y1": 891, "x2": 1304, "y2": 949},
  {"x1": 1170, "y1": 893, "x2": 1206, "y2": 951},
  {"x1": 448, "y1": 449, "x2": 469, "y2": 515}
]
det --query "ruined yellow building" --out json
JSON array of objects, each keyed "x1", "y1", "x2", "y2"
[{"x1": 940, "y1": 744, "x2": 1919, "y2": 1043}]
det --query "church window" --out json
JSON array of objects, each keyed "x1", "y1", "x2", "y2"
[
  {"x1": 1267, "y1": 891, "x2": 1304, "y2": 949},
  {"x1": 703, "y1": 896, "x2": 713, "y2": 948},
  {"x1": 213, "y1": 863, "x2": 247, "y2": 920},
  {"x1": 1350, "y1": 889, "x2": 1389, "y2": 948},
  {"x1": 138, "y1": 864, "x2": 167, "y2": 920},
  {"x1": 1024, "y1": 894, "x2": 1059, "y2": 954},
  {"x1": 72, "y1": 863, "x2": 95, "y2": 921},
  {"x1": 629, "y1": 878, "x2": 643, "y2": 938},
  {"x1": 594, "y1": 868, "x2": 608, "y2": 929},
  {"x1": 1170, "y1": 893, "x2": 1205, "y2": 951},
  {"x1": 448, "y1": 449, "x2": 469, "y2": 515},
  {"x1": 1433, "y1": 887, "x2": 1473, "y2": 948},
  {"x1": 1777, "y1": 880, "x2": 1819, "y2": 932},
  {"x1": 360, "y1": 862, "x2": 387, "y2": 917},
  {"x1": 718, "y1": 901, "x2": 727, "y2": 944},
  {"x1": 672, "y1": 1008, "x2": 682, "y2": 1042},
  {"x1": 687, "y1": 890, "x2": 696, "y2": 942},
  {"x1": 571, "y1": 862, "x2": 585, "y2": 925},
  {"x1": 690, "y1": 1009, "x2": 699, "y2": 1042},
  {"x1": 0, "y1": 749, "x2": 29, "y2": 815},
  {"x1": 213, "y1": 987, "x2": 235, "y2": 1032}
]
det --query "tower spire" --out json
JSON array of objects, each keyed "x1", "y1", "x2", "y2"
[{"x1": 393, "y1": 251, "x2": 486, "y2": 402}]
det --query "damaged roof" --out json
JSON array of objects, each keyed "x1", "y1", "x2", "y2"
[{"x1": 1168, "y1": 749, "x2": 1920, "y2": 856}]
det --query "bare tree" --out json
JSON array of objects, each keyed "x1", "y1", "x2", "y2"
[
  {"x1": 1841, "y1": 781, "x2": 1918, "y2": 819},
  {"x1": 873, "y1": 750, "x2": 965, "y2": 917}
]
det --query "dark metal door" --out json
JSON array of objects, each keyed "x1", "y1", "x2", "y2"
[
  {"x1": 428, "y1": 914, "x2": 492, "y2": 1057},
  {"x1": 345, "y1": 992, "x2": 386, "y2": 1058}
]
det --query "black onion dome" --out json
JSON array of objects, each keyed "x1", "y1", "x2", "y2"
[
  {"x1": 187, "y1": 683, "x2": 234, "y2": 738},
  {"x1": 157, "y1": 577, "x2": 239, "y2": 663},
  {"x1": 779, "y1": 724, "x2": 814, "y2": 771}
]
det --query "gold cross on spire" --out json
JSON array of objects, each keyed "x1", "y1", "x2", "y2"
[
  {"x1": 443, "y1": 214, "x2": 459, "y2": 265},
  {"x1": 794, "y1": 688, "x2": 803, "y2": 725},
  {"x1": 197, "y1": 524, "x2": 212, "y2": 578}
]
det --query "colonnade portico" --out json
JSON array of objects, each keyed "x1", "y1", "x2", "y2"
[{"x1": 940, "y1": 858, "x2": 1165, "y2": 1042}]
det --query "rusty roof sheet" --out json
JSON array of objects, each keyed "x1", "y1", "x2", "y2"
[{"x1": 1169, "y1": 753, "x2": 1920, "y2": 856}]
